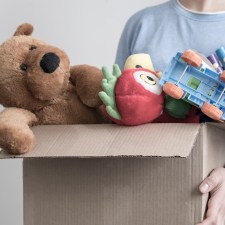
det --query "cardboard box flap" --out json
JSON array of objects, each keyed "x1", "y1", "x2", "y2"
[
  {"x1": 207, "y1": 122, "x2": 225, "y2": 131},
  {"x1": 0, "y1": 123, "x2": 200, "y2": 159}
]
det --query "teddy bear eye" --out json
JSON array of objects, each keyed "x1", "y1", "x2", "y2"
[
  {"x1": 29, "y1": 45, "x2": 37, "y2": 50},
  {"x1": 20, "y1": 64, "x2": 27, "y2": 71}
]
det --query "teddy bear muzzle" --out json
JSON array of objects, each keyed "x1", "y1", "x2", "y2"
[{"x1": 25, "y1": 46, "x2": 70, "y2": 101}]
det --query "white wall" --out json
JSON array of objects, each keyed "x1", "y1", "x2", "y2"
[{"x1": 0, "y1": 0, "x2": 166, "y2": 224}]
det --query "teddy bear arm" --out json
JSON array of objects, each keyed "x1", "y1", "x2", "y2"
[
  {"x1": 0, "y1": 108, "x2": 38, "y2": 154},
  {"x1": 70, "y1": 65, "x2": 103, "y2": 108}
]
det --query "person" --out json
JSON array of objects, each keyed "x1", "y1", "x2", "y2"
[{"x1": 115, "y1": 0, "x2": 225, "y2": 224}]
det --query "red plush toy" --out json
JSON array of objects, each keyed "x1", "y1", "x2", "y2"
[{"x1": 99, "y1": 54, "x2": 164, "y2": 125}]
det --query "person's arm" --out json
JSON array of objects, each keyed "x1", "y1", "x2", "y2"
[
  {"x1": 197, "y1": 167, "x2": 225, "y2": 225},
  {"x1": 115, "y1": 12, "x2": 142, "y2": 68},
  {"x1": 115, "y1": 24, "x2": 131, "y2": 69}
]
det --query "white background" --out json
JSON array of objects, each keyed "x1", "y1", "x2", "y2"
[{"x1": 0, "y1": 0, "x2": 166, "y2": 224}]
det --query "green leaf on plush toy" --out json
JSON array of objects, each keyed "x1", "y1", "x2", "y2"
[{"x1": 99, "y1": 65, "x2": 122, "y2": 120}]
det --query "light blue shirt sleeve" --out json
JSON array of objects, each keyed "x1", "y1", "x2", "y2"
[
  {"x1": 115, "y1": 14, "x2": 141, "y2": 69},
  {"x1": 114, "y1": 9, "x2": 151, "y2": 69},
  {"x1": 114, "y1": 21, "x2": 131, "y2": 69}
]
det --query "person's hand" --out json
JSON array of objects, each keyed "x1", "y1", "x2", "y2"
[{"x1": 196, "y1": 167, "x2": 225, "y2": 225}]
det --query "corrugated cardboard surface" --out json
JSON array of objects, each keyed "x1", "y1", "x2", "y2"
[
  {"x1": 201, "y1": 124, "x2": 225, "y2": 218},
  {"x1": 1, "y1": 123, "x2": 225, "y2": 225},
  {"x1": 0, "y1": 124, "x2": 200, "y2": 158},
  {"x1": 23, "y1": 155, "x2": 202, "y2": 225},
  {"x1": 204, "y1": 123, "x2": 225, "y2": 172},
  {"x1": 21, "y1": 123, "x2": 201, "y2": 225}
]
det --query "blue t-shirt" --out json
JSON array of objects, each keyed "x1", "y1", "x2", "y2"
[{"x1": 115, "y1": 0, "x2": 225, "y2": 72}]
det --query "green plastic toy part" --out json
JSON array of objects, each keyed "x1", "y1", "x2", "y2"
[
  {"x1": 99, "y1": 64, "x2": 122, "y2": 120},
  {"x1": 165, "y1": 95, "x2": 192, "y2": 118}
]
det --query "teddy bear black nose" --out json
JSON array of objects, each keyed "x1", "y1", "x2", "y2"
[{"x1": 40, "y1": 52, "x2": 60, "y2": 73}]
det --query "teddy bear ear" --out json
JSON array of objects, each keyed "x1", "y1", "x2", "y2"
[{"x1": 13, "y1": 23, "x2": 33, "y2": 36}]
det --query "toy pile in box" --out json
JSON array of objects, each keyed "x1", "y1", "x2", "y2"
[
  {"x1": 100, "y1": 48, "x2": 225, "y2": 125},
  {"x1": 1, "y1": 23, "x2": 225, "y2": 155},
  {"x1": 160, "y1": 47, "x2": 225, "y2": 122}
]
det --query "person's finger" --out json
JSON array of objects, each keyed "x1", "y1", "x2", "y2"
[
  {"x1": 195, "y1": 218, "x2": 210, "y2": 225},
  {"x1": 205, "y1": 203, "x2": 219, "y2": 218},
  {"x1": 203, "y1": 188, "x2": 225, "y2": 224},
  {"x1": 199, "y1": 169, "x2": 223, "y2": 194},
  {"x1": 205, "y1": 200, "x2": 219, "y2": 222},
  {"x1": 196, "y1": 217, "x2": 221, "y2": 225},
  {"x1": 197, "y1": 216, "x2": 224, "y2": 225}
]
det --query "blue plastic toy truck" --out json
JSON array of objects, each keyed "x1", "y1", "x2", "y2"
[{"x1": 159, "y1": 49, "x2": 225, "y2": 121}]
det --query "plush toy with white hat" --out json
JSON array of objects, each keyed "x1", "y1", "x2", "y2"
[{"x1": 99, "y1": 53, "x2": 164, "y2": 125}]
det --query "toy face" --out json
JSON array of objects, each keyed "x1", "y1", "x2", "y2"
[
  {"x1": 133, "y1": 70, "x2": 162, "y2": 95},
  {"x1": 26, "y1": 45, "x2": 70, "y2": 101},
  {"x1": 0, "y1": 35, "x2": 70, "y2": 110},
  {"x1": 113, "y1": 68, "x2": 164, "y2": 125}
]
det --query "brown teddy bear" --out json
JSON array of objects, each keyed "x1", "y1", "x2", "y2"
[{"x1": 0, "y1": 23, "x2": 106, "y2": 154}]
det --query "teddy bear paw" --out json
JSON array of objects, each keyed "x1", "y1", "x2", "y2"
[{"x1": 0, "y1": 123, "x2": 35, "y2": 154}]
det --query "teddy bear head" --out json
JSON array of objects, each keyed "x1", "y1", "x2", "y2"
[{"x1": 0, "y1": 23, "x2": 70, "y2": 111}]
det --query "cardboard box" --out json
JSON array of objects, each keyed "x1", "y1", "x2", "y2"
[{"x1": 0, "y1": 123, "x2": 225, "y2": 225}]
